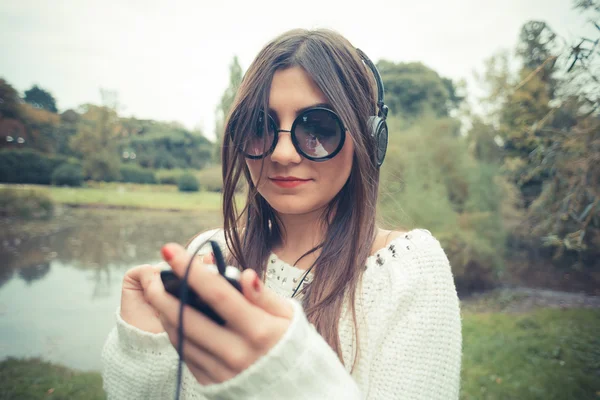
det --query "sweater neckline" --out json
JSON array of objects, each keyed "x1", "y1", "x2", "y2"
[
  {"x1": 262, "y1": 229, "x2": 431, "y2": 298},
  {"x1": 267, "y1": 228, "x2": 428, "y2": 274}
]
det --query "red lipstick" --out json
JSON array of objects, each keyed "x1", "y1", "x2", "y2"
[{"x1": 269, "y1": 176, "x2": 311, "y2": 188}]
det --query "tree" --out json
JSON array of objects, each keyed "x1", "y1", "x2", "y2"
[
  {"x1": 379, "y1": 116, "x2": 507, "y2": 293},
  {"x1": 518, "y1": 2, "x2": 600, "y2": 266},
  {"x1": 24, "y1": 85, "x2": 58, "y2": 113},
  {"x1": 0, "y1": 79, "x2": 61, "y2": 153},
  {"x1": 376, "y1": 61, "x2": 462, "y2": 119},
  {"x1": 69, "y1": 91, "x2": 122, "y2": 181},
  {"x1": 20, "y1": 103, "x2": 60, "y2": 153},
  {"x1": 54, "y1": 109, "x2": 81, "y2": 157},
  {"x1": 475, "y1": 11, "x2": 600, "y2": 270},
  {"x1": 0, "y1": 78, "x2": 23, "y2": 120},
  {"x1": 125, "y1": 124, "x2": 213, "y2": 170},
  {"x1": 214, "y1": 56, "x2": 243, "y2": 163},
  {"x1": 517, "y1": 21, "x2": 558, "y2": 72}
]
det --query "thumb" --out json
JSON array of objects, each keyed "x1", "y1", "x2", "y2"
[{"x1": 240, "y1": 269, "x2": 294, "y2": 320}]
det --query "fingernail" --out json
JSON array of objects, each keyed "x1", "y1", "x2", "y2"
[
  {"x1": 161, "y1": 245, "x2": 174, "y2": 262},
  {"x1": 253, "y1": 275, "x2": 263, "y2": 293}
]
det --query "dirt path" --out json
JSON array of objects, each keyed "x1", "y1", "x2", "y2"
[{"x1": 460, "y1": 287, "x2": 600, "y2": 313}]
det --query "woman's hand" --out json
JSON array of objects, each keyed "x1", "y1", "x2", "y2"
[
  {"x1": 144, "y1": 243, "x2": 294, "y2": 385},
  {"x1": 120, "y1": 264, "x2": 165, "y2": 334}
]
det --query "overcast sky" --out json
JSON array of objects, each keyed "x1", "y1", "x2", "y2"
[{"x1": 0, "y1": 0, "x2": 593, "y2": 140}]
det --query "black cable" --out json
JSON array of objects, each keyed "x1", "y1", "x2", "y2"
[
  {"x1": 174, "y1": 239, "x2": 226, "y2": 400},
  {"x1": 290, "y1": 243, "x2": 322, "y2": 298},
  {"x1": 291, "y1": 262, "x2": 316, "y2": 299},
  {"x1": 172, "y1": 236, "x2": 311, "y2": 399}
]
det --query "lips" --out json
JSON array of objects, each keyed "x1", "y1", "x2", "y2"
[{"x1": 269, "y1": 176, "x2": 311, "y2": 189}]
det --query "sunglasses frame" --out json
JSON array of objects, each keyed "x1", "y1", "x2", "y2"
[{"x1": 243, "y1": 106, "x2": 347, "y2": 162}]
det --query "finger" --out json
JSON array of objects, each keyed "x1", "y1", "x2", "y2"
[
  {"x1": 160, "y1": 243, "x2": 264, "y2": 335},
  {"x1": 202, "y1": 252, "x2": 215, "y2": 264},
  {"x1": 122, "y1": 264, "x2": 161, "y2": 291},
  {"x1": 161, "y1": 321, "x2": 237, "y2": 383},
  {"x1": 186, "y1": 363, "x2": 215, "y2": 386},
  {"x1": 240, "y1": 269, "x2": 294, "y2": 319},
  {"x1": 149, "y1": 279, "x2": 249, "y2": 368}
]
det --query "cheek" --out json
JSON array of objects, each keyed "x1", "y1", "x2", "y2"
[
  {"x1": 320, "y1": 138, "x2": 354, "y2": 190},
  {"x1": 246, "y1": 160, "x2": 264, "y2": 184}
]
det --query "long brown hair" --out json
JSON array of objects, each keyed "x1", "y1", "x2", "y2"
[{"x1": 221, "y1": 29, "x2": 380, "y2": 368}]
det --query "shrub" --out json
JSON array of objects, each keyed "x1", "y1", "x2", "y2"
[
  {"x1": 378, "y1": 116, "x2": 507, "y2": 294},
  {"x1": 119, "y1": 164, "x2": 156, "y2": 184},
  {"x1": 52, "y1": 163, "x2": 84, "y2": 187},
  {"x1": 0, "y1": 149, "x2": 69, "y2": 185},
  {"x1": 82, "y1": 154, "x2": 121, "y2": 182},
  {"x1": 196, "y1": 165, "x2": 246, "y2": 193},
  {"x1": 0, "y1": 188, "x2": 54, "y2": 219},
  {"x1": 178, "y1": 173, "x2": 200, "y2": 192},
  {"x1": 156, "y1": 169, "x2": 184, "y2": 185},
  {"x1": 195, "y1": 166, "x2": 223, "y2": 192}
]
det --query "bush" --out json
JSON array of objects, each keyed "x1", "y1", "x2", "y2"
[
  {"x1": 196, "y1": 165, "x2": 247, "y2": 193},
  {"x1": 82, "y1": 154, "x2": 121, "y2": 182},
  {"x1": 195, "y1": 166, "x2": 223, "y2": 192},
  {"x1": 156, "y1": 169, "x2": 184, "y2": 185},
  {"x1": 0, "y1": 188, "x2": 54, "y2": 219},
  {"x1": 0, "y1": 149, "x2": 70, "y2": 185},
  {"x1": 178, "y1": 173, "x2": 200, "y2": 192},
  {"x1": 119, "y1": 164, "x2": 156, "y2": 184},
  {"x1": 52, "y1": 163, "x2": 84, "y2": 187},
  {"x1": 378, "y1": 116, "x2": 507, "y2": 294}
]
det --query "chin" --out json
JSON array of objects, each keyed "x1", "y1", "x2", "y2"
[{"x1": 263, "y1": 194, "x2": 328, "y2": 216}]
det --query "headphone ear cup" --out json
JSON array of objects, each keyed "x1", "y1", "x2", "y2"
[{"x1": 367, "y1": 116, "x2": 388, "y2": 167}]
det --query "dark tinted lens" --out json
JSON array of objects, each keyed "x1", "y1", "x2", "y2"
[
  {"x1": 243, "y1": 113, "x2": 276, "y2": 157},
  {"x1": 294, "y1": 109, "x2": 343, "y2": 159}
]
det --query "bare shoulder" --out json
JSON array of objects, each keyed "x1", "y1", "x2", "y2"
[
  {"x1": 379, "y1": 228, "x2": 409, "y2": 245},
  {"x1": 370, "y1": 228, "x2": 408, "y2": 255}
]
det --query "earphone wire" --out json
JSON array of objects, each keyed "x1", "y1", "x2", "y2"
[
  {"x1": 174, "y1": 238, "x2": 210, "y2": 400},
  {"x1": 291, "y1": 262, "x2": 316, "y2": 298}
]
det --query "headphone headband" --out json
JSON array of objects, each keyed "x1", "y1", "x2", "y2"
[
  {"x1": 355, "y1": 48, "x2": 388, "y2": 119},
  {"x1": 355, "y1": 48, "x2": 389, "y2": 168}
]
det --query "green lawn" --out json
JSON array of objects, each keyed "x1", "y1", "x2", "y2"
[
  {"x1": 460, "y1": 308, "x2": 600, "y2": 400},
  {"x1": 0, "y1": 358, "x2": 105, "y2": 400},
  {"x1": 2, "y1": 183, "x2": 224, "y2": 211},
  {"x1": 1, "y1": 308, "x2": 598, "y2": 399}
]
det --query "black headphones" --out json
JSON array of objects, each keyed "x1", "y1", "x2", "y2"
[{"x1": 356, "y1": 48, "x2": 389, "y2": 168}]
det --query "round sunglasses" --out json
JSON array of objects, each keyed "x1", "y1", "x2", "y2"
[{"x1": 240, "y1": 107, "x2": 347, "y2": 162}]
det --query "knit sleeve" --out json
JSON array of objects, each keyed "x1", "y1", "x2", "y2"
[
  {"x1": 190, "y1": 230, "x2": 461, "y2": 400},
  {"x1": 100, "y1": 228, "x2": 227, "y2": 400},
  {"x1": 101, "y1": 307, "x2": 181, "y2": 399},
  {"x1": 189, "y1": 299, "x2": 362, "y2": 400}
]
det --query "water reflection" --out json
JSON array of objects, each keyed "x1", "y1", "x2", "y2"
[
  {"x1": 0, "y1": 208, "x2": 221, "y2": 371},
  {"x1": 18, "y1": 262, "x2": 51, "y2": 284}
]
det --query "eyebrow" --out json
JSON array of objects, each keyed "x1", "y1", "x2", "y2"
[{"x1": 268, "y1": 102, "x2": 334, "y2": 117}]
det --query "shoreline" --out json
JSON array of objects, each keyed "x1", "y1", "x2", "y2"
[{"x1": 60, "y1": 202, "x2": 187, "y2": 212}]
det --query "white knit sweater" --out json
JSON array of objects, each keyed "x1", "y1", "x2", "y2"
[{"x1": 101, "y1": 228, "x2": 462, "y2": 399}]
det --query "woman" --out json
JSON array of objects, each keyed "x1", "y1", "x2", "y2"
[{"x1": 101, "y1": 28, "x2": 462, "y2": 399}]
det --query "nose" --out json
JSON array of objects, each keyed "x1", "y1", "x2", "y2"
[{"x1": 270, "y1": 130, "x2": 302, "y2": 165}]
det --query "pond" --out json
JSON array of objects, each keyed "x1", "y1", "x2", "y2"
[{"x1": 0, "y1": 207, "x2": 222, "y2": 372}]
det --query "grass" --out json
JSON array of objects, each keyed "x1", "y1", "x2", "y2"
[
  {"x1": 460, "y1": 308, "x2": 600, "y2": 400},
  {"x1": 1, "y1": 183, "x2": 225, "y2": 211},
  {"x1": 0, "y1": 358, "x2": 105, "y2": 400},
  {"x1": 1, "y1": 308, "x2": 598, "y2": 399}
]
